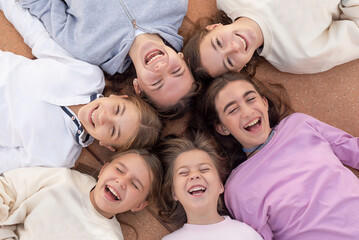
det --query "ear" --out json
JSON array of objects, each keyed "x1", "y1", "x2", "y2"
[
  {"x1": 99, "y1": 142, "x2": 116, "y2": 152},
  {"x1": 178, "y1": 52, "x2": 184, "y2": 59},
  {"x1": 172, "y1": 187, "x2": 178, "y2": 201},
  {"x1": 219, "y1": 182, "x2": 224, "y2": 194},
  {"x1": 214, "y1": 123, "x2": 230, "y2": 136},
  {"x1": 98, "y1": 162, "x2": 109, "y2": 179},
  {"x1": 262, "y1": 96, "x2": 269, "y2": 110},
  {"x1": 132, "y1": 78, "x2": 142, "y2": 95},
  {"x1": 131, "y1": 200, "x2": 148, "y2": 212},
  {"x1": 205, "y1": 23, "x2": 223, "y2": 31}
]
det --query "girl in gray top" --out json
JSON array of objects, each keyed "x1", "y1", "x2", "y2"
[{"x1": 19, "y1": 0, "x2": 196, "y2": 117}]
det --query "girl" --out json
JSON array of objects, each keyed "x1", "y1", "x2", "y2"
[
  {"x1": 0, "y1": 1, "x2": 162, "y2": 173},
  {"x1": 200, "y1": 72, "x2": 359, "y2": 240},
  {"x1": 157, "y1": 132, "x2": 263, "y2": 240},
  {"x1": 183, "y1": 0, "x2": 359, "y2": 79},
  {"x1": 0, "y1": 50, "x2": 161, "y2": 173},
  {"x1": 12, "y1": 0, "x2": 196, "y2": 116},
  {"x1": 0, "y1": 149, "x2": 163, "y2": 239}
]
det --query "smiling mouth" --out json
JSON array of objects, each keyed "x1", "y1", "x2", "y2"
[
  {"x1": 188, "y1": 185, "x2": 207, "y2": 196},
  {"x1": 145, "y1": 50, "x2": 164, "y2": 65},
  {"x1": 244, "y1": 118, "x2": 261, "y2": 132},
  {"x1": 105, "y1": 185, "x2": 121, "y2": 201},
  {"x1": 235, "y1": 33, "x2": 248, "y2": 51},
  {"x1": 90, "y1": 107, "x2": 98, "y2": 127}
]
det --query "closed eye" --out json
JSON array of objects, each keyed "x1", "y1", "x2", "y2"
[
  {"x1": 172, "y1": 67, "x2": 181, "y2": 75},
  {"x1": 216, "y1": 38, "x2": 222, "y2": 48},
  {"x1": 152, "y1": 80, "x2": 161, "y2": 86},
  {"x1": 115, "y1": 105, "x2": 120, "y2": 115},
  {"x1": 132, "y1": 182, "x2": 139, "y2": 190},
  {"x1": 228, "y1": 106, "x2": 238, "y2": 114},
  {"x1": 200, "y1": 168, "x2": 210, "y2": 173},
  {"x1": 179, "y1": 171, "x2": 189, "y2": 176},
  {"x1": 116, "y1": 167, "x2": 123, "y2": 173},
  {"x1": 111, "y1": 126, "x2": 116, "y2": 137},
  {"x1": 227, "y1": 57, "x2": 233, "y2": 67}
]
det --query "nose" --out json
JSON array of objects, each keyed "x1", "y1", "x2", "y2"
[
  {"x1": 116, "y1": 178, "x2": 126, "y2": 190},
  {"x1": 154, "y1": 62, "x2": 168, "y2": 73},
  {"x1": 241, "y1": 104, "x2": 254, "y2": 118},
  {"x1": 189, "y1": 172, "x2": 200, "y2": 181},
  {"x1": 225, "y1": 41, "x2": 241, "y2": 54},
  {"x1": 98, "y1": 110, "x2": 112, "y2": 125}
]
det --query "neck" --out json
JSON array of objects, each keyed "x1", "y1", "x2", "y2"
[
  {"x1": 243, "y1": 128, "x2": 274, "y2": 158},
  {"x1": 68, "y1": 104, "x2": 84, "y2": 118},
  {"x1": 233, "y1": 17, "x2": 264, "y2": 49},
  {"x1": 186, "y1": 209, "x2": 224, "y2": 225}
]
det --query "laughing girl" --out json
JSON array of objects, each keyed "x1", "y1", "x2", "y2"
[
  {"x1": 200, "y1": 72, "x2": 359, "y2": 240},
  {"x1": 157, "y1": 132, "x2": 263, "y2": 240}
]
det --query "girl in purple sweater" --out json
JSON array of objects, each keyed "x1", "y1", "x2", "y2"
[{"x1": 200, "y1": 72, "x2": 359, "y2": 240}]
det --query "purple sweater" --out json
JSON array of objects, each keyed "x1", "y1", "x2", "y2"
[{"x1": 225, "y1": 113, "x2": 359, "y2": 240}]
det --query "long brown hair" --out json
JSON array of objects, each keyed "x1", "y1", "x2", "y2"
[
  {"x1": 200, "y1": 72, "x2": 294, "y2": 169},
  {"x1": 156, "y1": 130, "x2": 229, "y2": 226},
  {"x1": 183, "y1": 10, "x2": 261, "y2": 82}
]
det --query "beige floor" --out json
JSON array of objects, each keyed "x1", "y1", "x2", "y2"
[{"x1": 1, "y1": 0, "x2": 358, "y2": 239}]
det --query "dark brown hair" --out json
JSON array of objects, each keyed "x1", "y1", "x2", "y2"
[
  {"x1": 183, "y1": 10, "x2": 261, "y2": 82},
  {"x1": 200, "y1": 72, "x2": 294, "y2": 169},
  {"x1": 107, "y1": 64, "x2": 201, "y2": 120}
]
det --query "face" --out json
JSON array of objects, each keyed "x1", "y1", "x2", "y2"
[
  {"x1": 199, "y1": 21, "x2": 261, "y2": 78},
  {"x1": 90, "y1": 153, "x2": 151, "y2": 218},
  {"x1": 172, "y1": 149, "x2": 224, "y2": 216},
  {"x1": 78, "y1": 95, "x2": 140, "y2": 150},
  {"x1": 133, "y1": 41, "x2": 194, "y2": 108},
  {"x1": 214, "y1": 80, "x2": 270, "y2": 149}
]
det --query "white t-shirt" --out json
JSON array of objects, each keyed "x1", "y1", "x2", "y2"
[
  {"x1": 0, "y1": 0, "x2": 105, "y2": 172},
  {"x1": 217, "y1": 0, "x2": 359, "y2": 73},
  {"x1": 162, "y1": 216, "x2": 263, "y2": 240},
  {"x1": 0, "y1": 167, "x2": 124, "y2": 240}
]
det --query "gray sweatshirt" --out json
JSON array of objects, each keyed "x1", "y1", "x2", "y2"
[{"x1": 19, "y1": 0, "x2": 188, "y2": 75}]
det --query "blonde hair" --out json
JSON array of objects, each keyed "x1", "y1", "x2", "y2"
[{"x1": 116, "y1": 95, "x2": 162, "y2": 151}]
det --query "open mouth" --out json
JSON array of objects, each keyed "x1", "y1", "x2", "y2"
[
  {"x1": 244, "y1": 118, "x2": 261, "y2": 132},
  {"x1": 89, "y1": 107, "x2": 98, "y2": 127},
  {"x1": 105, "y1": 185, "x2": 121, "y2": 201},
  {"x1": 145, "y1": 50, "x2": 164, "y2": 65},
  {"x1": 188, "y1": 185, "x2": 207, "y2": 196},
  {"x1": 235, "y1": 33, "x2": 248, "y2": 51}
]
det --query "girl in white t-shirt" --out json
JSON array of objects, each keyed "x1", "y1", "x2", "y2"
[
  {"x1": 156, "y1": 131, "x2": 263, "y2": 240},
  {"x1": 0, "y1": 149, "x2": 163, "y2": 239}
]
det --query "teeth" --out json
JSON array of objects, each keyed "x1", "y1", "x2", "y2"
[
  {"x1": 236, "y1": 34, "x2": 247, "y2": 50},
  {"x1": 91, "y1": 110, "x2": 95, "y2": 126},
  {"x1": 146, "y1": 53, "x2": 162, "y2": 65},
  {"x1": 245, "y1": 119, "x2": 259, "y2": 128},
  {"x1": 188, "y1": 186, "x2": 206, "y2": 193},
  {"x1": 108, "y1": 186, "x2": 120, "y2": 200}
]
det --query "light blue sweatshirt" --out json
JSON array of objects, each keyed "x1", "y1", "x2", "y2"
[{"x1": 19, "y1": 0, "x2": 188, "y2": 75}]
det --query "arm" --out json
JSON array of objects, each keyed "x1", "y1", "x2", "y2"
[
  {"x1": 340, "y1": 0, "x2": 359, "y2": 26},
  {"x1": 0, "y1": 173, "x2": 21, "y2": 239},
  {"x1": 224, "y1": 189, "x2": 273, "y2": 240},
  {"x1": 309, "y1": 116, "x2": 359, "y2": 169},
  {"x1": 0, "y1": 0, "x2": 72, "y2": 59}
]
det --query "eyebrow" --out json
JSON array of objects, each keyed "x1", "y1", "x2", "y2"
[
  {"x1": 118, "y1": 162, "x2": 144, "y2": 190},
  {"x1": 222, "y1": 90, "x2": 256, "y2": 113},
  {"x1": 116, "y1": 104, "x2": 126, "y2": 139}
]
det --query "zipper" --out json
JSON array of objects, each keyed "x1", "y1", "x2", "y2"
[{"x1": 117, "y1": 0, "x2": 138, "y2": 29}]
